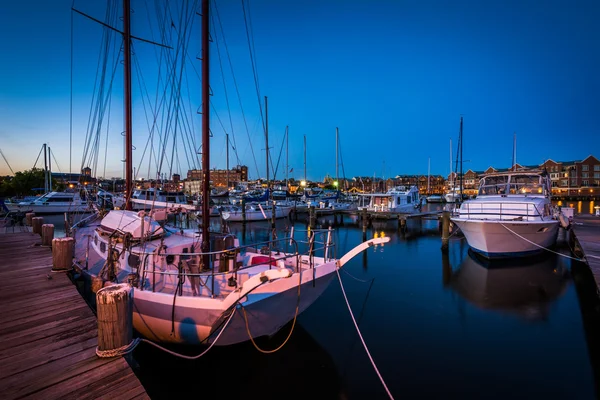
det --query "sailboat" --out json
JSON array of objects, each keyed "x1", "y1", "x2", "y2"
[{"x1": 71, "y1": 0, "x2": 388, "y2": 345}]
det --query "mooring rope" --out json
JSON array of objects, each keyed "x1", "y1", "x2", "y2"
[
  {"x1": 336, "y1": 267, "x2": 394, "y2": 400},
  {"x1": 500, "y1": 223, "x2": 585, "y2": 262},
  {"x1": 96, "y1": 307, "x2": 237, "y2": 360}
]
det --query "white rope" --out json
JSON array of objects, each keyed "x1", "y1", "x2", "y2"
[
  {"x1": 500, "y1": 223, "x2": 584, "y2": 261},
  {"x1": 336, "y1": 267, "x2": 394, "y2": 400},
  {"x1": 96, "y1": 307, "x2": 237, "y2": 360}
]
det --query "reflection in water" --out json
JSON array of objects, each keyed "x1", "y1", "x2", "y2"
[{"x1": 450, "y1": 251, "x2": 570, "y2": 320}]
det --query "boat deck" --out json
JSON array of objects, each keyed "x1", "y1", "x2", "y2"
[
  {"x1": 571, "y1": 214, "x2": 600, "y2": 288},
  {"x1": 0, "y1": 232, "x2": 148, "y2": 400}
]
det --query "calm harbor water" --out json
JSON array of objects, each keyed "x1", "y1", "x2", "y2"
[{"x1": 42, "y1": 201, "x2": 599, "y2": 399}]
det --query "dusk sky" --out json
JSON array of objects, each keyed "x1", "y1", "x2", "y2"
[{"x1": 1, "y1": 0, "x2": 598, "y2": 182}]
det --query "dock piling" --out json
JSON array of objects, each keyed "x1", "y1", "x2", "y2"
[
  {"x1": 32, "y1": 217, "x2": 44, "y2": 235},
  {"x1": 441, "y1": 211, "x2": 450, "y2": 252},
  {"x1": 41, "y1": 223, "x2": 54, "y2": 246},
  {"x1": 52, "y1": 237, "x2": 74, "y2": 271},
  {"x1": 25, "y1": 212, "x2": 35, "y2": 226},
  {"x1": 96, "y1": 283, "x2": 134, "y2": 357}
]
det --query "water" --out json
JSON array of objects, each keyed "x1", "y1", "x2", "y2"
[{"x1": 48, "y1": 202, "x2": 600, "y2": 399}]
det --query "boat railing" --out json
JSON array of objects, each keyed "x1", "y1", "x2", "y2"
[
  {"x1": 460, "y1": 201, "x2": 544, "y2": 220},
  {"x1": 133, "y1": 236, "x2": 302, "y2": 295}
]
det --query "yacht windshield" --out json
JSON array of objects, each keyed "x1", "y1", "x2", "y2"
[
  {"x1": 478, "y1": 175, "x2": 508, "y2": 195},
  {"x1": 509, "y1": 174, "x2": 543, "y2": 194}
]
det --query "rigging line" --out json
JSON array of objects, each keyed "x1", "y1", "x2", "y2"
[
  {"x1": 70, "y1": 6, "x2": 74, "y2": 176},
  {"x1": 0, "y1": 148, "x2": 15, "y2": 175},
  {"x1": 81, "y1": 1, "x2": 119, "y2": 172},
  {"x1": 211, "y1": 10, "x2": 237, "y2": 161},
  {"x1": 240, "y1": 0, "x2": 265, "y2": 134},
  {"x1": 214, "y1": 1, "x2": 258, "y2": 175},
  {"x1": 102, "y1": 90, "x2": 113, "y2": 178}
]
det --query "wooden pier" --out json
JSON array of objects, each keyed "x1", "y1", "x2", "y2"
[
  {"x1": 0, "y1": 232, "x2": 148, "y2": 400},
  {"x1": 570, "y1": 214, "x2": 600, "y2": 288}
]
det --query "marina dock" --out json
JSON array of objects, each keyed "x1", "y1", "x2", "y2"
[
  {"x1": 0, "y1": 232, "x2": 148, "y2": 399},
  {"x1": 570, "y1": 214, "x2": 600, "y2": 288}
]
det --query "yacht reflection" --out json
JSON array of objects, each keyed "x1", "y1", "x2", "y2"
[{"x1": 450, "y1": 250, "x2": 570, "y2": 320}]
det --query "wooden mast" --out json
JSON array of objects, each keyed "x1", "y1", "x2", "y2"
[
  {"x1": 123, "y1": 0, "x2": 133, "y2": 210},
  {"x1": 201, "y1": 0, "x2": 211, "y2": 262}
]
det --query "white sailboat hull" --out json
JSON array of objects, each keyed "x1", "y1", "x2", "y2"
[
  {"x1": 131, "y1": 265, "x2": 336, "y2": 345},
  {"x1": 222, "y1": 205, "x2": 293, "y2": 222}
]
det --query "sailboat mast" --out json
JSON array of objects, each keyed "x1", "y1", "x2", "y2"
[
  {"x1": 48, "y1": 146, "x2": 52, "y2": 191},
  {"x1": 201, "y1": 0, "x2": 210, "y2": 258},
  {"x1": 335, "y1": 127, "x2": 339, "y2": 189},
  {"x1": 123, "y1": 0, "x2": 133, "y2": 210},
  {"x1": 512, "y1": 132, "x2": 516, "y2": 171},
  {"x1": 43, "y1": 143, "x2": 48, "y2": 193},
  {"x1": 427, "y1": 157, "x2": 430, "y2": 195},
  {"x1": 459, "y1": 116, "x2": 463, "y2": 200},
  {"x1": 303, "y1": 135, "x2": 306, "y2": 183},
  {"x1": 285, "y1": 125, "x2": 289, "y2": 190},
  {"x1": 265, "y1": 96, "x2": 269, "y2": 188}
]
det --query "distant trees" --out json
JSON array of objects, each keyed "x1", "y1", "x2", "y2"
[{"x1": 0, "y1": 168, "x2": 63, "y2": 198}]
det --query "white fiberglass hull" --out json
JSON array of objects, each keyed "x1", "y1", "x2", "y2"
[
  {"x1": 451, "y1": 218, "x2": 559, "y2": 258},
  {"x1": 223, "y1": 205, "x2": 293, "y2": 222},
  {"x1": 132, "y1": 265, "x2": 336, "y2": 345},
  {"x1": 5, "y1": 203, "x2": 91, "y2": 214}
]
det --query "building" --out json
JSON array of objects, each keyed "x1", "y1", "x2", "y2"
[{"x1": 186, "y1": 165, "x2": 248, "y2": 188}]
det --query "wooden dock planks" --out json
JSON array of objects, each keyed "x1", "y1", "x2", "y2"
[
  {"x1": 571, "y1": 214, "x2": 600, "y2": 288},
  {"x1": 0, "y1": 232, "x2": 148, "y2": 400}
]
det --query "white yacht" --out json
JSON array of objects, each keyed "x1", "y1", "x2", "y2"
[
  {"x1": 358, "y1": 185, "x2": 420, "y2": 217},
  {"x1": 5, "y1": 191, "x2": 92, "y2": 214},
  {"x1": 451, "y1": 171, "x2": 561, "y2": 258},
  {"x1": 113, "y1": 188, "x2": 189, "y2": 211}
]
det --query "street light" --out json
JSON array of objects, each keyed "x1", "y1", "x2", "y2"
[{"x1": 301, "y1": 180, "x2": 306, "y2": 187}]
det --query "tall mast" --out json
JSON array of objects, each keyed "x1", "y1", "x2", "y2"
[
  {"x1": 43, "y1": 143, "x2": 48, "y2": 193},
  {"x1": 48, "y1": 146, "x2": 52, "y2": 191},
  {"x1": 123, "y1": 0, "x2": 133, "y2": 210},
  {"x1": 427, "y1": 157, "x2": 430, "y2": 195},
  {"x1": 449, "y1": 138, "x2": 453, "y2": 188},
  {"x1": 303, "y1": 135, "x2": 306, "y2": 184},
  {"x1": 285, "y1": 125, "x2": 289, "y2": 190},
  {"x1": 335, "y1": 127, "x2": 339, "y2": 190},
  {"x1": 264, "y1": 96, "x2": 269, "y2": 191},
  {"x1": 512, "y1": 132, "x2": 516, "y2": 171},
  {"x1": 201, "y1": 0, "x2": 210, "y2": 260},
  {"x1": 459, "y1": 116, "x2": 463, "y2": 201}
]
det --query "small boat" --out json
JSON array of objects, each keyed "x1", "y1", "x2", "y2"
[
  {"x1": 358, "y1": 185, "x2": 421, "y2": 218},
  {"x1": 426, "y1": 194, "x2": 444, "y2": 203},
  {"x1": 444, "y1": 187, "x2": 463, "y2": 203},
  {"x1": 450, "y1": 170, "x2": 561, "y2": 258},
  {"x1": 5, "y1": 190, "x2": 92, "y2": 214},
  {"x1": 218, "y1": 202, "x2": 293, "y2": 222},
  {"x1": 114, "y1": 188, "x2": 189, "y2": 211}
]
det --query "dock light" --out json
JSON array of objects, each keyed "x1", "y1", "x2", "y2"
[
  {"x1": 333, "y1": 181, "x2": 338, "y2": 187},
  {"x1": 301, "y1": 180, "x2": 306, "y2": 187}
]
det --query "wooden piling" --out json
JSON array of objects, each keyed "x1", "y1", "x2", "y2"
[
  {"x1": 241, "y1": 199, "x2": 246, "y2": 223},
  {"x1": 52, "y1": 237, "x2": 74, "y2": 271},
  {"x1": 399, "y1": 217, "x2": 406, "y2": 232},
  {"x1": 25, "y1": 212, "x2": 35, "y2": 226},
  {"x1": 41, "y1": 223, "x2": 54, "y2": 246},
  {"x1": 32, "y1": 216, "x2": 44, "y2": 235},
  {"x1": 309, "y1": 206, "x2": 316, "y2": 229},
  {"x1": 96, "y1": 283, "x2": 133, "y2": 356},
  {"x1": 441, "y1": 211, "x2": 450, "y2": 252}
]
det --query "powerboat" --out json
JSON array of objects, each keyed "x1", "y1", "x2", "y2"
[{"x1": 450, "y1": 170, "x2": 561, "y2": 258}]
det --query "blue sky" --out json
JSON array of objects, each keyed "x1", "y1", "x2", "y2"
[{"x1": 1, "y1": 0, "x2": 598, "y2": 181}]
